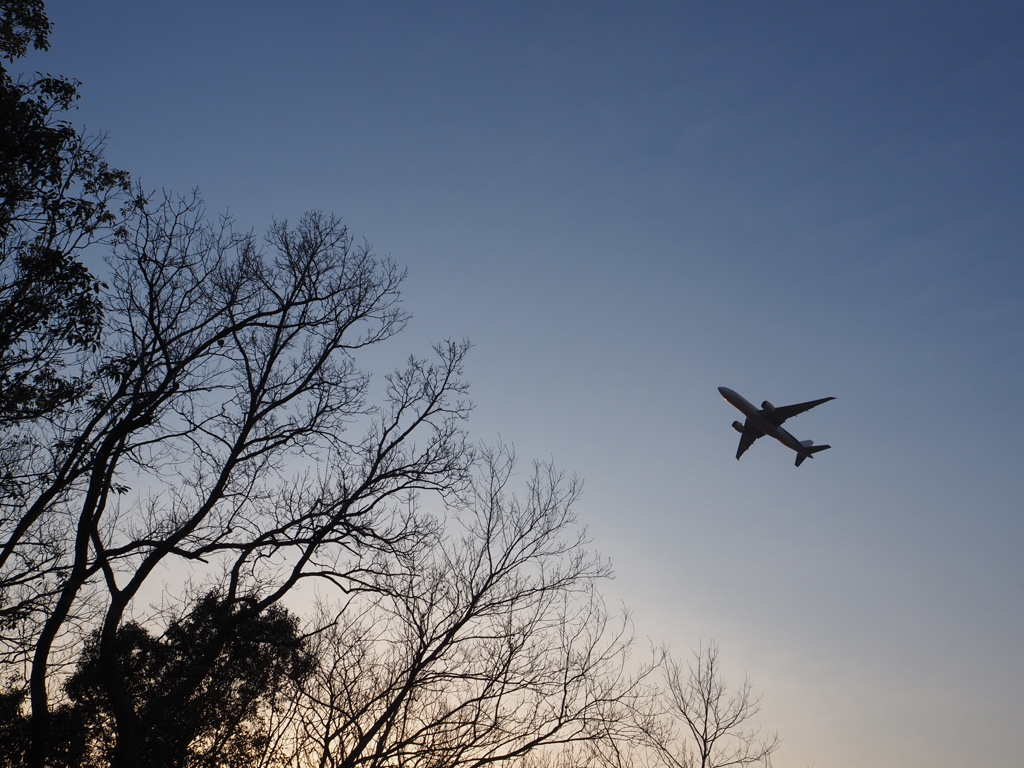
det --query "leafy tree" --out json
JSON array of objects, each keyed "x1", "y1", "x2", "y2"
[
  {"x1": 0, "y1": 685, "x2": 31, "y2": 768},
  {"x1": 1, "y1": 593, "x2": 310, "y2": 768},
  {"x1": 0, "y1": 2, "x2": 49, "y2": 60},
  {"x1": 63, "y1": 593, "x2": 310, "y2": 768},
  {"x1": 0, "y1": 0, "x2": 130, "y2": 425}
]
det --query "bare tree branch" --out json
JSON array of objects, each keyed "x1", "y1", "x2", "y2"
[
  {"x1": 654, "y1": 642, "x2": 779, "y2": 768},
  {"x1": 273, "y1": 446, "x2": 652, "y2": 768}
]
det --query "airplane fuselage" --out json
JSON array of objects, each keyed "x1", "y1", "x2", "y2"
[{"x1": 718, "y1": 386, "x2": 815, "y2": 456}]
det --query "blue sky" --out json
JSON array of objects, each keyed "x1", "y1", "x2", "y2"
[{"x1": 34, "y1": 2, "x2": 1024, "y2": 766}]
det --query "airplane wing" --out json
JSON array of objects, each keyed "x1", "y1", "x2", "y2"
[
  {"x1": 768, "y1": 396, "x2": 836, "y2": 425},
  {"x1": 735, "y1": 419, "x2": 764, "y2": 459}
]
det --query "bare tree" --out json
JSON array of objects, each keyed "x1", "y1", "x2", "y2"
[
  {"x1": 262, "y1": 446, "x2": 650, "y2": 768},
  {"x1": 653, "y1": 642, "x2": 779, "y2": 768},
  {"x1": 0, "y1": 191, "x2": 473, "y2": 768}
]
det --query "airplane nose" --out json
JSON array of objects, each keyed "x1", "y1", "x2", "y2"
[{"x1": 718, "y1": 387, "x2": 742, "y2": 406}]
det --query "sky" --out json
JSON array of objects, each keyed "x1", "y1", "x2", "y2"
[{"x1": 29, "y1": 2, "x2": 1024, "y2": 766}]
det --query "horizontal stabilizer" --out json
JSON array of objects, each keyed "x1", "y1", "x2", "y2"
[{"x1": 794, "y1": 444, "x2": 830, "y2": 467}]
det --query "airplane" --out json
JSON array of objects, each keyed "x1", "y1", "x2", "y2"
[{"x1": 718, "y1": 386, "x2": 835, "y2": 467}]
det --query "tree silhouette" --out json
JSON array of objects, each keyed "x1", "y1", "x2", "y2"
[
  {"x1": 274, "y1": 447, "x2": 648, "y2": 768},
  {"x1": 63, "y1": 593, "x2": 310, "y2": 768},
  {"x1": 0, "y1": 0, "x2": 130, "y2": 425},
  {"x1": 1, "y1": 191, "x2": 473, "y2": 768},
  {"x1": 1, "y1": 593, "x2": 310, "y2": 767},
  {"x1": 655, "y1": 643, "x2": 779, "y2": 768}
]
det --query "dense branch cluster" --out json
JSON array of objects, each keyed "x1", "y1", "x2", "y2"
[{"x1": 1, "y1": 190, "x2": 478, "y2": 766}]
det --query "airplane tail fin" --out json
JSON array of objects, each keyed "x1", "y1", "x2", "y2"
[{"x1": 795, "y1": 441, "x2": 831, "y2": 467}]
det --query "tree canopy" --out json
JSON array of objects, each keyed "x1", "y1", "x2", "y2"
[{"x1": 0, "y1": 0, "x2": 129, "y2": 425}]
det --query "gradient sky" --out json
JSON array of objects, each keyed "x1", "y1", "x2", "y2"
[{"x1": 31, "y1": 2, "x2": 1024, "y2": 766}]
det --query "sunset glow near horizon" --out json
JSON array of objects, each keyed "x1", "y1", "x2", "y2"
[{"x1": 32, "y1": 2, "x2": 1024, "y2": 766}]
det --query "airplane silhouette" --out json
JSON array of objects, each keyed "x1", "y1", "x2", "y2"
[{"x1": 719, "y1": 386, "x2": 835, "y2": 467}]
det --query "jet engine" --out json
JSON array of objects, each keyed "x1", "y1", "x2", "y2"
[
  {"x1": 732, "y1": 421, "x2": 745, "y2": 433},
  {"x1": 761, "y1": 400, "x2": 775, "y2": 411}
]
